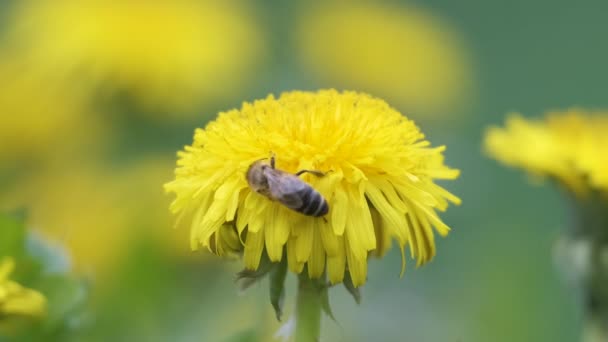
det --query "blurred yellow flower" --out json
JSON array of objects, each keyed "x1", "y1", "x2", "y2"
[
  {"x1": 111, "y1": 158, "x2": 192, "y2": 258},
  {"x1": 577, "y1": 116, "x2": 608, "y2": 190},
  {"x1": 0, "y1": 58, "x2": 102, "y2": 162},
  {"x1": 0, "y1": 258, "x2": 46, "y2": 318},
  {"x1": 296, "y1": 2, "x2": 472, "y2": 118},
  {"x1": 484, "y1": 110, "x2": 608, "y2": 194},
  {"x1": 6, "y1": 0, "x2": 265, "y2": 117},
  {"x1": 0, "y1": 159, "x2": 185, "y2": 274},
  {"x1": 165, "y1": 89, "x2": 460, "y2": 287}
]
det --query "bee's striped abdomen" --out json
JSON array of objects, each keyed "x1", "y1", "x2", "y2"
[{"x1": 295, "y1": 188, "x2": 329, "y2": 217}]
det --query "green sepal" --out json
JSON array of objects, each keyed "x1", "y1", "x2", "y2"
[
  {"x1": 343, "y1": 271, "x2": 361, "y2": 304},
  {"x1": 319, "y1": 281, "x2": 337, "y2": 323},
  {"x1": 235, "y1": 253, "x2": 273, "y2": 291},
  {"x1": 268, "y1": 258, "x2": 288, "y2": 321}
]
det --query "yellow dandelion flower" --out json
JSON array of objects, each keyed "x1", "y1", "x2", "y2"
[
  {"x1": 0, "y1": 258, "x2": 46, "y2": 318},
  {"x1": 295, "y1": 2, "x2": 472, "y2": 118},
  {"x1": 484, "y1": 109, "x2": 608, "y2": 195},
  {"x1": 6, "y1": 0, "x2": 265, "y2": 116},
  {"x1": 165, "y1": 90, "x2": 460, "y2": 287}
]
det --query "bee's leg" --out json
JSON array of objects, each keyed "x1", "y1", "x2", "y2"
[
  {"x1": 270, "y1": 154, "x2": 276, "y2": 169},
  {"x1": 295, "y1": 170, "x2": 325, "y2": 177}
]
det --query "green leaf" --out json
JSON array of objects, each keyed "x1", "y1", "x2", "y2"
[{"x1": 269, "y1": 259, "x2": 288, "y2": 321}]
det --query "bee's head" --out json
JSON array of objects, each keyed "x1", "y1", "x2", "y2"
[{"x1": 246, "y1": 160, "x2": 269, "y2": 191}]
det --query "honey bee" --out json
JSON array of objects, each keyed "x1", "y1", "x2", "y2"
[{"x1": 246, "y1": 156, "x2": 329, "y2": 217}]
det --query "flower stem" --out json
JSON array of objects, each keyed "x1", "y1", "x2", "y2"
[
  {"x1": 295, "y1": 273, "x2": 322, "y2": 342},
  {"x1": 560, "y1": 192, "x2": 608, "y2": 342},
  {"x1": 581, "y1": 243, "x2": 608, "y2": 342}
]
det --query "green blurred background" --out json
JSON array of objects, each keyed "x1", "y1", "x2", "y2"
[{"x1": 3, "y1": 0, "x2": 607, "y2": 341}]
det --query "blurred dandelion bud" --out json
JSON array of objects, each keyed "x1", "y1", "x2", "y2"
[
  {"x1": 484, "y1": 110, "x2": 608, "y2": 342},
  {"x1": 165, "y1": 89, "x2": 460, "y2": 340}
]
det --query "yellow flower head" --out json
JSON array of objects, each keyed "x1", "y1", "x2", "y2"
[
  {"x1": 6, "y1": 0, "x2": 265, "y2": 116},
  {"x1": 0, "y1": 258, "x2": 46, "y2": 318},
  {"x1": 484, "y1": 109, "x2": 608, "y2": 194},
  {"x1": 296, "y1": 2, "x2": 472, "y2": 118},
  {"x1": 165, "y1": 90, "x2": 460, "y2": 287}
]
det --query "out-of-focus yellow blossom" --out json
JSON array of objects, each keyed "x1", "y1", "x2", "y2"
[
  {"x1": 0, "y1": 58, "x2": 102, "y2": 162},
  {"x1": 110, "y1": 158, "x2": 193, "y2": 258},
  {"x1": 6, "y1": 0, "x2": 265, "y2": 117},
  {"x1": 165, "y1": 90, "x2": 460, "y2": 287},
  {"x1": 576, "y1": 115, "x2": 608, "y2": 190},
  {"x1": 1, "y1": 166, "x2": 131, "y2": 273},
  {"x1": 296, "y1": 2, "x2": 472, "y2": 118},
  {"x1": 484, "y1": 109, "x2": 608, "y2": 195},
  {"x1": 0, "y1": 159, "x2": 186, "y2": 274},
  {"x1": 0, "y1": 258, "x2": 46, "y2": 318}
]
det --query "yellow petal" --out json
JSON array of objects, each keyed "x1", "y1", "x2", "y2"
[
  {"x1": 308, "y1": 222, "x2": 326, "y2": 278},
  {"x1": 404, "y1": 212, "x2": 420, "y2": 260},
  {"x1": 327, "y1": 237, "x2": 345, "y2": 284},
  {"x1": 344, "y1": 195, "x2": 376, "y2": 259},
  {"x1": 225, "y1": 185, "x2": 245, "y2": 222},
  {"x1": 392, "y1": 179, "x2": 438, "y2": 208},
  {"x1": 295, "y1": 219, "x2": 314, "y2": 262},
  {"x1": 375, "y1": 178, "x2": 408, "y2": 213},
  {"x1": 264, "y1": 204, "x2": 290, "y2": 262},
  {"x1": 244, "y1": 230, "x2": 265, "y2": 270},
  {"x1": 345, "y1": 232, "x2": 367, "y2": 287},
  {"x1": 287, "y1": 237, "x2": 305, "y2": 273},
  {"x1": 365, "y1": 182, "x2": 407, "y2": 243},
  {"x1": 318, "y1": 217, "x2": 339, "y2": 257},
  {"x1": 415, "y1": 203, "x2": 451, "y2": 237},
  {"x1": 331, "y1": 189, "x2": 347, "y2": 235}
]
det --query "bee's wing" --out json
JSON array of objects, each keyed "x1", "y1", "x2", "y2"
[{"x1": 264, "y1": 169, "x2": 308, "y2": 209}]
